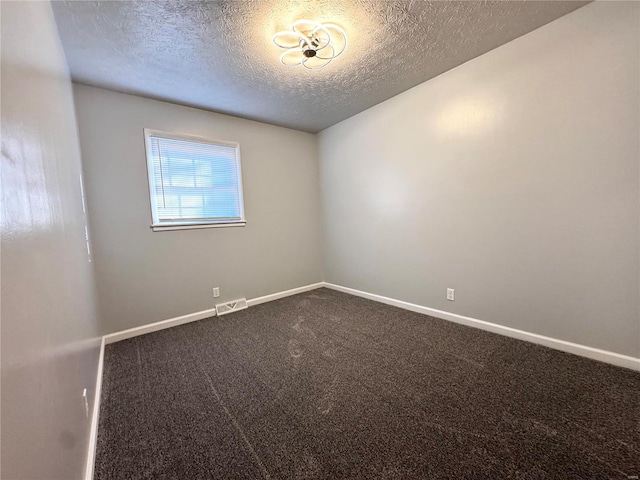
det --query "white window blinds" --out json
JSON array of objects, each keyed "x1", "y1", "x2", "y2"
[{"x1": 145, "y1": 130, "x2": 245, "y2": 230}]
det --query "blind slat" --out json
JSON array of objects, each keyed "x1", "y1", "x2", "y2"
[{"x1": 148, "y1": 134, "x2": 243, "y2": 223}]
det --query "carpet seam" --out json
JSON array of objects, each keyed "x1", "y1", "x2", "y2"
[{"x1": 177, "y1": 328, "x2": 272, "y2": 480}]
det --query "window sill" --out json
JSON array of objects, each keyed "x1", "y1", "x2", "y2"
[{"x1": 151, "y1": 222, "x2": 246, "y2": 232}]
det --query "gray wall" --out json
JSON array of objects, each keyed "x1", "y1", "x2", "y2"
[
  {"x1": 319, "y1": 2, "x2": 639, "y2": 357},
  {"x1": 73, "y1": 85, "x2": 323, "y2": 334},
  {"x1": 1, "y1": 2, "x2": 101, "y2": 478}
]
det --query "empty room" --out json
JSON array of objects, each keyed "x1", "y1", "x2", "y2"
[{"x1": 1, "y1": 0, "x2": 639, "y2": 479}]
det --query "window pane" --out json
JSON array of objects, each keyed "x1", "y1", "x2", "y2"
[{"x1": 147, "y1": 134, "x2": 243, "y2": 224}]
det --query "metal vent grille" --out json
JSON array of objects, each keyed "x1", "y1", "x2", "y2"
[{"x1": 215, "y1": 298, "x2": 248, "y2": 316}]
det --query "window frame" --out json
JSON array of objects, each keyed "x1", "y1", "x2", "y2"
[{"x1": 143, "y1": 128, "x2": 246, "y2": 232}]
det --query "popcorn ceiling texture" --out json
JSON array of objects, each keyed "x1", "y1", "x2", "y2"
[{"x1": 52, "y1": 1, "x2": 587, "y2": 133}]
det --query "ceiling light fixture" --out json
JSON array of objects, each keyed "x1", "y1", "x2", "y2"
[{"x1": 272, "y1": 20, "x2": 347, "y2": 70}]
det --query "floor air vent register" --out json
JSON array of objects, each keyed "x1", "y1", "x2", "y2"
[{"x1": 215, "y1": 298, "x2": 248, "y2": 316}]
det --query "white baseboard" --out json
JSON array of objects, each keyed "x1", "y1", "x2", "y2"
[
  {"x1": 246, "y1": 282, "x2": 325, "y2": 307},
  {"x1": 103, "y1": 282, "x2": 325, "y2": 345},
  {"x1": 85, "y1": 337, "x2": 105, "y2": 480},
  {"x1": 103, "y1": 307, "x2": 218, "y2": 345},
  {"x1": 323, "y1": 282, "x2": 640, "y2": 372}
]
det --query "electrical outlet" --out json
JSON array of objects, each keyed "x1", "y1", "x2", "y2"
[
  {"x1": 213, "y1": 287, "x2": 220, "y2": 298},
  {"x1": 446, "y1": 288, "x2": 455, "y2": 301}
]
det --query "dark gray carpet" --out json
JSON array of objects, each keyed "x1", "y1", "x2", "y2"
[{"x1": 95, "y1": 288, "x2": 640, "y2": 479}]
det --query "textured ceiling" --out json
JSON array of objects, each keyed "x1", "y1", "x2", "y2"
[{"x1": 52, "y1": 0, "x2": 588, "y2": 133}]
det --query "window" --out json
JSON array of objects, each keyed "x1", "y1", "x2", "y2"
[{"x1": 144, "y1": 129, "x2": 246, "y2": 231}]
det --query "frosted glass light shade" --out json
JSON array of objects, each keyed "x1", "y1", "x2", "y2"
[{"x1": 273, "y1": 20, "x2": 347, "y2": 70}]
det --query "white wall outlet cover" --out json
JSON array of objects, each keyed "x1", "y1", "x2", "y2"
[
  {"x1": 213, "y1": 287, "x2": 220, "y2": 298},
  {"x1": 447, "y1": 288, "x2": 455, "y2": 301}
]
